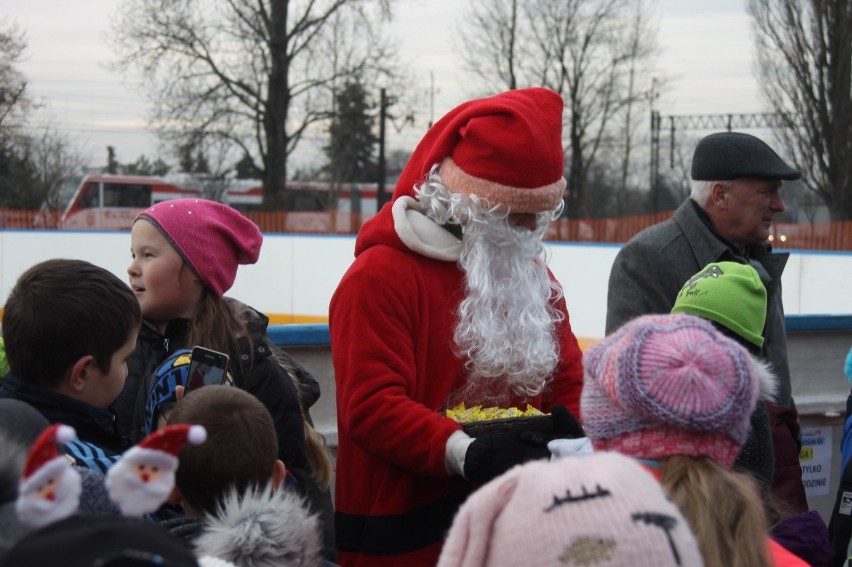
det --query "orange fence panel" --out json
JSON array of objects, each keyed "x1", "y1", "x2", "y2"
[{"x1": 5, "y1": 206, "x2": 852, "y2": 251}]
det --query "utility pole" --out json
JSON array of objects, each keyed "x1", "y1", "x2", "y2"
[
  {"x1": 648, "y1": 78, "x2": 660, "y2": 213},
  {"x1": 377, "y1": 88, "x2": 388, "y2": 209}
]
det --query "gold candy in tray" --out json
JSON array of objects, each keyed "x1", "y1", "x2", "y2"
[{"x1": 445, "y1": 403, "x2": 549, "y2": 437}]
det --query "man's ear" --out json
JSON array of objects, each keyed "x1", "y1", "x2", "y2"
[
  {"x1": 710, "y1": 181, "x2": 729, "y2": 209},
  {"x1": 271, "y1": 459, "x2": 288, "y2": 493},
  {"x1": 166, "y1": 485, "x2": 183, "y2": 506},
  {"x1": 67, "y1": 355, "x2": 95, "y2": 392}
]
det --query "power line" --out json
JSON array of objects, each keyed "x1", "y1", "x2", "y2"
[{"x1": 649, "y1": 111, "x2": 788, "y2": 212}]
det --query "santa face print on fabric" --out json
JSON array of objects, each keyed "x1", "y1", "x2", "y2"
[
  {"x1": 106, "y1": 423, "x2": 206, "y2": 517},
  {"x1": 16, "y1": 424, "x2": 82, "y2": 529},
  {"x1": 419, "y1": 176, "x2": 563, "y2": 405}
]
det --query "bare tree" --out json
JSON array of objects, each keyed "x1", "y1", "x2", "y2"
[
  {"x1": 748, "y1": 0, "x2": 852, "y2": 220},
  {"x1": 25, "y1": 127, "x2": 85, "y2": 212},
  {"x1": 456, "y1": 0, "x2": 661, "y2": 218},
  {"x1": 613, "y1": 0, "x2": 660, "y2": 216},
  {"x1": 109, "y1": 0, "x2": 400, "y2": 209},
  {"x1": 0, "y1": 20, "x2": 33, "y2": 138},
  {"x1": 0, "y1": 126, "x2": 84, "y2": 211}
]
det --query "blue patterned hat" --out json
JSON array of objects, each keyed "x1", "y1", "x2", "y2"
[{"x1": 144, "y1": 349, "x2": 234, "y2": 435}]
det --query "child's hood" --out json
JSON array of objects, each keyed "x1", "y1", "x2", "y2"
[{"x1": 193, "y1": 486, "x2": 322, "y2": 567}]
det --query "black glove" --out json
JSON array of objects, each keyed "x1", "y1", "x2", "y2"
[
  {"x1": 463, "y1": 418, "x2": 554, "y2": 485},
  {"x1": 519, "y1": 404, "x2": 585, "y2": 447}
]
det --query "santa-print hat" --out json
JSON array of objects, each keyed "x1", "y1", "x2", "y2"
[
  {"x1": 393, "y1": 88, "x2": 567, "y2": 213},
  {"x1": 121, "y1": 424, "x2": 206, "y2": 472},
  {"x1": 136, "y1": 199, "x2": 263, "y2": 297},
  {"x1": 16, "y1": 424, "x2": 82, "y2": 528},
  {"x1": 581, "y1": 313, "x2": 760, "y2": 468},
  {"x1": 21, "y1": 424, "x2": 76, "y2": 480},
  {"x1": 106, "y1": 424, "x2": 207, "y2": 516}
]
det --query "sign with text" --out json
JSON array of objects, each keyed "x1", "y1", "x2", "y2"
[{"x1": 800, "y1": 427, "x2": 833, "y2": 497}]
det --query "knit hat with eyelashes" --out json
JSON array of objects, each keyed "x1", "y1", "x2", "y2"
[
  {"x1": 437, "y1": 451, "x2": 703, "y2": 567},
  {"x1": 581, "y1": 313, "x2": 761, "y2": 469},
  {"x1": 136, "y1": 198, "x2": 263, "y2": 297}
]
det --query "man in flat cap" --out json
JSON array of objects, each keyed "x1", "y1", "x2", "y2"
[{"x1": 606, "y1": 131, "x2": 808, "y2": 514}]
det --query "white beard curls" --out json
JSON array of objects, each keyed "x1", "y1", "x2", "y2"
[
  {"x1": 106, "y1": 454, "x2": 175, "y2": 517},
  {"x1": 418, "y1": 172, "x2": 563, "y2": 405}
]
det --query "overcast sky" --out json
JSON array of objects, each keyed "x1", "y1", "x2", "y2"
[{"x1": 8, "y1": 0, "x2": 764, "y2": 169}]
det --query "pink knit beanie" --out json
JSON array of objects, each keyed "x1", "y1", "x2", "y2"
[
  {"x1": 136, "y1": 199, "x2": 262, "y2": 297},
  {"x1": 437, "y1": 452, "x2": 702, "y2": 567},
  {"x1": 581, "y1": 313, "x2": 760, "y2": 468}
]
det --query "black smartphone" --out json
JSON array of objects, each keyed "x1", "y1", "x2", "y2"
[{"x1": 187, "y1": 346, "x2": 230, "y2": 391}]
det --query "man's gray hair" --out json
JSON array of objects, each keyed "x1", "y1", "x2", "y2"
[{"x1": 690, "y1": 179, "x2": 715, "y2": 206}]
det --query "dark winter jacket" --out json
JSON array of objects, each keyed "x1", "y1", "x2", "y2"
[
  {"x1": 0, "y1": 375, "x2": 125, "y2": 473},
  {"x1": 772, "y1": 509, "x2": 831, "y2": 567},
  {"x1": 115, "y1": 300, "x2": 308, "y2": 473},
  {"x1": 115, "y1": 318, "x2": 188, "y2": 445},
  {"x1": 606, "y1": 198, "x2": 808, "y2": 513},
  {"x1": 113, "y1": 299, "x2": 336, "y2": 558}
]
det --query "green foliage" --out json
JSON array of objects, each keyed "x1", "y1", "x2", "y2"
[
  {"x1": 0, "y1": 141, "x2": 39, "y2": 208},
  {"x1": 234, "y1": 152, "x2": 262, "y2": 179},
  {"x1": 324, "y1": 81, "x2": 378, "y2": 183},
  {"x1": 124, "y1": 154, "x2": 170, "y2": 176}
]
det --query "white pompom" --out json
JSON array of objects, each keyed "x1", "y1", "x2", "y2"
[
  {"x1": 188, "y1": 425, "x2": 207, "y2": 445},
  {"x1": 55, "y1": 425, "x2": 76, "y2": 445}
]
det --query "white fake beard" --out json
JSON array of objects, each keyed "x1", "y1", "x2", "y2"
[
  {"x1": 106, "y1": 458, "x2": 174, "y2": 517},
  {"x1": 16, "y1": 465, "x2": 82, "y2": 529},
  {"x1": 417, "y1": 172, "x2": 563, "y2": 405}
]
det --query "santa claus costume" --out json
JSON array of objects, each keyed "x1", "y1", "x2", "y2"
[{"x1": 329, "y1": 87, "x2": 585, "y2": 567}]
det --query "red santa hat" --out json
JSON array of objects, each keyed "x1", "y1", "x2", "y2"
[
  {"x1": 393, "y1": 87, "x2": 567, "y2": 213},
  {"x1": 17, "y1": 424, "x2": 82, "y2": 528},
  {"x1": 21, "y1": 424, "x2": 76, "y2": 480}
]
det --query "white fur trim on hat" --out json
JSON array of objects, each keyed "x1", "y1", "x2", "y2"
[
  {"x1": 439, "y1": 157, "x2": 566, "y2": 213},
  {"x1": 121, "y1": 447, "x2": 179, "y2": 471}
]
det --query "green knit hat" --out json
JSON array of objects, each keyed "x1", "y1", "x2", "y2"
[{"x1": 671, "y1": 261, "x2": 767, "y2": 348}]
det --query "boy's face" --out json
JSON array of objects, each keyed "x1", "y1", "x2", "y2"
[
  {"x1": 82, "y1": 329, "x2": 137, "y2": 409},
  {"x1": 128, "y1": 220, "x2": 204, "y2": 325}
]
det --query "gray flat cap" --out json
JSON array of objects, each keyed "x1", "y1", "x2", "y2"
[{"x1": 691, "y1": 132, "x2": 801, "y2": 181}]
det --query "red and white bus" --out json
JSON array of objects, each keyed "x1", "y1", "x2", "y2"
[{"x1": 59, "y1": 174, "x2": 201, "y2": 230}]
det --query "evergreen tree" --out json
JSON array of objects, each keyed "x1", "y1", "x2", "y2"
[{"x1": 324, "y1": 81, "x2": 378, "y2": 183}]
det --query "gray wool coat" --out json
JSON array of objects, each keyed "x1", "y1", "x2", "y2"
[{"x1": 605, "y1": 198, "x2": 792, "y2": 407}]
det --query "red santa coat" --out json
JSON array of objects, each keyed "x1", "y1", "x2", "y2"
[{"x1": 329, "y1": 196, "x2": 584, "y2": 567}]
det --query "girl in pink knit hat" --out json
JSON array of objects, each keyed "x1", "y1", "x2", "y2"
[
  {"x1": 117, "y1": 198, "x2": 335, "y2": 559},
  {"x1": 582, "y1": 313, "x2": 808, "y2": 567}
]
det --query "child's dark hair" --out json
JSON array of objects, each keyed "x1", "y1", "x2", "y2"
[
  {"x1": 168, "y1": 385, "x2": 279, "y2": 516},
  {"x1": 2, "y1": 259, "x2": 141, "y2": 388}
]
